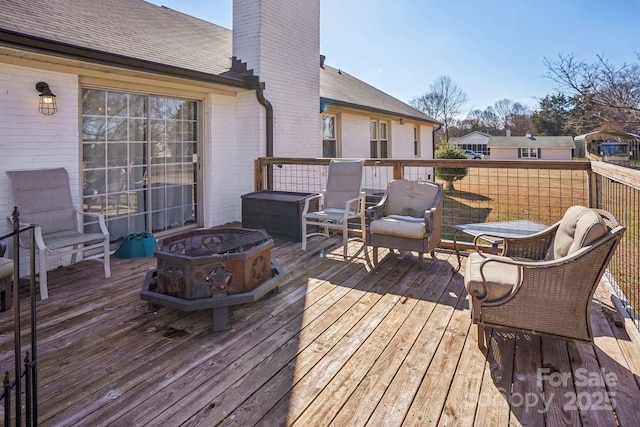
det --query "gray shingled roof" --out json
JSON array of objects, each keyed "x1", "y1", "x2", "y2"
[
  {"x1": 320, "y1": 65, "x2": 440, "y2": 124},
  {"x1": 0, "y1": 0, "x2": 439, "y2": 123},
  {"x1": 0, "y1": 0, "x2": 233, "y2": 76},
  {"x1": 488, "y1": 136, "x2": 576, "y2": 148}
]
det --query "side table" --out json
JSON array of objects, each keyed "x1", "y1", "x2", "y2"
[{"x1": 452, "y1": 220, "x2": 548, "y2": 271}]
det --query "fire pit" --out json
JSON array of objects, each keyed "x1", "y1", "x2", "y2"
[{"x1": 140, "y1": 227, "x2": 285, "y2": 332}]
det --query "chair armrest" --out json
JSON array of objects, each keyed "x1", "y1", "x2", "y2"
[
  {"x1": 343, "y1": 192, "x2": 366, "y2": 216},
  {"x1": 6, "y1": 216, "x2": 45, "y2": 250},
  {"x1": 473, "y1": 245, "x2": 593, "y2": 301},
  {"x1": 74, "y1": 207, "x2": 109, "y2": 236},
  {"x1": 472, "y1": 223, "x2": 558, "y2": 259},
  {"x1": 366, "y1": 205, "x2": 384, "y2": 222},
  {"x1": 302, "y1": 193, "x2": 323, "y2": 215}
]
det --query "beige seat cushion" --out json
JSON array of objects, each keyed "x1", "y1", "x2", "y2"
[
  {"x1": 464, "y1": 252, "x2": 521, "y2": 301},
  {"x1": 370, "y1": 216, "x2": 426, "y2": 239},
  {"x1": 0, "y1": 258, "x2": 13, "y2": 280},
  {"x1": 384, "y1": 180, "x2": 439, "y2": 218},
  {"x1": 547, "y1": 206, "x2": 608, "y2": 260}
]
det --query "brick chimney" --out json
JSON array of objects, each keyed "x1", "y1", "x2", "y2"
[{"x1": 233, "y1": 0, "x2": 321, "y2": 157}]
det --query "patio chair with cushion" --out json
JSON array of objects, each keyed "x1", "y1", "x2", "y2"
[
  {"x1": 366, "y1": 179, "x2": 443, "y2": 263},
  {"x1": 464, "y1": 205, "x2": 625, "y2": 347},
  {"x1": 6, "y1": 168, "x2": 111, "y2": 300},
  {"x1": 301, "y1": 159, "x2": 366, "y2": 259}
]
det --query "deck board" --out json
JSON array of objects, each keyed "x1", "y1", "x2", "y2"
[{"x1": 1, "y1": 235, "x2": 640, "y2": 426}]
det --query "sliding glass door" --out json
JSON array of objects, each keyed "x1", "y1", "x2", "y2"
[{"x1": 82, "y1": 89, "x2": 199, "y2": 241}]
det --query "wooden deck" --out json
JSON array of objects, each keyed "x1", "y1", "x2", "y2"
[{"x1": 2, "y1": 235, "x2": 640, "y2": 426}]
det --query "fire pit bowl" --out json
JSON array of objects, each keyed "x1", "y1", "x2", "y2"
[
  {"x1": 155, "y1": 227, "x2": 273, "y2": 299},
  {"x1": 140, "y1": 227, "x2": 285, "y2": 332}
]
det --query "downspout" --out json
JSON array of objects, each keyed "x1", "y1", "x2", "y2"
[
  {"x1": 432, "y1": 124, "x2": 442, "y2": 182},
  {"x1": 432, "y1": 124, "x2": 442, "y2": 154},
  {"x1": 255, "y1": 83, "x2": 274, "y2": 190}
]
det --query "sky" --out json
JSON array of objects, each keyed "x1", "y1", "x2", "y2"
[{"x1": 145, "y1": 0, "x2": 639, "y2": 114}]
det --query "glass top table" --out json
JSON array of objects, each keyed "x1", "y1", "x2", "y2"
[{"x1": 452, "y1": 220, "x2": 548, "y2": 270}]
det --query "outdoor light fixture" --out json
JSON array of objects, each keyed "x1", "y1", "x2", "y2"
[{"x1": 35, "y1": 81, "x2": 57, "y2": 115}]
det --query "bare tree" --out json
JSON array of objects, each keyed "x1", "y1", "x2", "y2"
[
  {"x1": 543, "y1": 53, "x2": 640, "y2": 129},
  {"x1": 410, "y1": 76, "x2": 468, "y2": 141},
  {"x1": 489, "y1": 98, "x2": 532, "y2": 134}
]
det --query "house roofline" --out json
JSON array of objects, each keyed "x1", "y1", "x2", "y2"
[
  {"x1": 0, "y1": 29, "x2": 257, "y2": 90},
  {"x1": 320, "y1": 97, "x2": 442, "y2": 126}
]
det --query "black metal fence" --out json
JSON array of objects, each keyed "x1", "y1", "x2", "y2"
[{"x1": 1, "y1": 208, "x2": 38, "y2": 426}]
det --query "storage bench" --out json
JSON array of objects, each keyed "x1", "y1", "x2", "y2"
[{"x1": 241, "y1": 191, "x2": 318, "y2": 242}]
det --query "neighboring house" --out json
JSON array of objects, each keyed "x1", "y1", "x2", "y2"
[
  {"x1": 449, "y1": 131, "x2": 491, "y2": 158},
  {"x1": 488, "y1": 134, "x2": 575, "y2": 160},
  {"x1": 0, "y1": 0, "x2": 440, "y2": 247}
]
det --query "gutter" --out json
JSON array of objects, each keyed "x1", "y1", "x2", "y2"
[
  {"x1": 255, "y1": 83, "x2": 274, "y2": 190},
  {"x1": 433, "y1": 124, "x2": 442, "y2": 158},
  {"x1": 0, "y1": 29, "x2": 252, "y2": 89}
]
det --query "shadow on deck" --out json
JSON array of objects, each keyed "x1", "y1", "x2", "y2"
[{"x1": 1, "y1": 235, "x2": 639, "y2": 426}]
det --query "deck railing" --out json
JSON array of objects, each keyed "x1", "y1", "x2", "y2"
[{"x1": 254, "y1": 157, "x2": 640, "y2": 335}]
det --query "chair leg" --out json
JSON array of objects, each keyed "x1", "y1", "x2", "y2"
[
  {"x1": 342, "y1": 223, "x2": 349, "y2": 259},
  {"x1": 477, "y1": 323, "x2": 486, "y2": 349},
  {"x1": 373, "y1": 247, "x2": 379, "y2": 264},
  {"x1": 301, "y1": 218, "x2": 308, "y2": 251},
  {"x1": 103, "y1": 239, "x2": 111, "y2": 278},
  {"x1": 39, "y1": 249, "x2": 49, "y2": 300}
]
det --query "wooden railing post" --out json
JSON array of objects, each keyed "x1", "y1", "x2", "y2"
[
  {"x1": 393, "y1": 162, "x2": 403, "y2": 180},
  {"x1": 254, "y1": 158, "x2": 265, "y2": 191}
]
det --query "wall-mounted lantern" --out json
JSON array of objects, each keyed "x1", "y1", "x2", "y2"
[{"x1": 35, "y1": 82, "x2": 57, "y2": 115}]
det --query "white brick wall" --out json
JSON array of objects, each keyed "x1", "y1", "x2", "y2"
[
  {"x1": 233, "y1": 0, "x2": 321, "y2": 158},
  {"x1": 205, "y1": 91, "x2": 264, "y2": 226},
  {"x1": 0, "y1": 63, "x2": 80, "y2": 235}
]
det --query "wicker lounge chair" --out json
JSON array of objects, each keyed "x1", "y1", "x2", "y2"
[
  {"x1": 6, "y1": 168, "x2": 111, "y2": 299},
  {"x1": 366, "y1": 179, "x2": 443, "y2": 263},
  {"x1": 464, "y1": 206, "x2": 625, "y2": 346},
  {"x1": 301, "y1": 159, "x2": 366, "y2": 259}
]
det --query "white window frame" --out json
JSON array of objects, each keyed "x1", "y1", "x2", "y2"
[
  {"x1": 370, "y1": 120, "x2": 390, "y2": 158},
  {"x1": 322, "y1": 114, "x2": 339, "y2": 157}
]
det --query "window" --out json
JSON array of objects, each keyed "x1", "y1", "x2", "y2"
[
  {"x1": 520, "y1": 147, "x2": 539, "y2": 158},
  {"x1": 82, "y1": 89, "x2": 199, "y2": 241},
  {"x1": 370, "y1": 120, "x2": 389, "y2": 158},
  {"x1": 322, "y1": 115, "x2": 338, "y2": 157},
  {"x1": 413, "y1": 126, "x2": 421, "y2": 157}
]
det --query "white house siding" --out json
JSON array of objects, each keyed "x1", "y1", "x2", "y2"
[
  {"x1": 206, "y1": 90, "x2": 264, "y2": 226},
  {"x1": 540, "y1": 148, "x2": 571, "y2": 161},
  {"x1": 488, "y1": 148, "x2": 519, "y2": 160},
  {"x1": 233, "y1": 0, "x2": 321, "y2": 158},
  {"x1": 339, "y1": 113, "x2": 370, "y2": 159},
  {"x1": 390, "y1": 122, "x2": 414, "y2": 158},
  {"x1": 0, "y1": 63, "x2": 80, "y2": 236},
  {"x1": 487, "y1": 147, "x2": 571, "y2": 161}
]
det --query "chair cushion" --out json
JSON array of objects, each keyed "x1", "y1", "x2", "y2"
[
  {"x1": 43, "y1": 230, "x2": 107, "y2": 250},
  {"x1": 370, "y1": 216, "x2": 426, "y2": 239},
  {"x1": 547, "y1": 206, "x2": 608, "y2": 260},
  {"x1": 464, "y1": 252, "x2": 520, "y2": 301},
  {"x1": 384, "y1": 180, "x2": 439, "y2": 217},
  {"x1": 0, "y1": 258, "x2": 13, "y2": 280}
]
